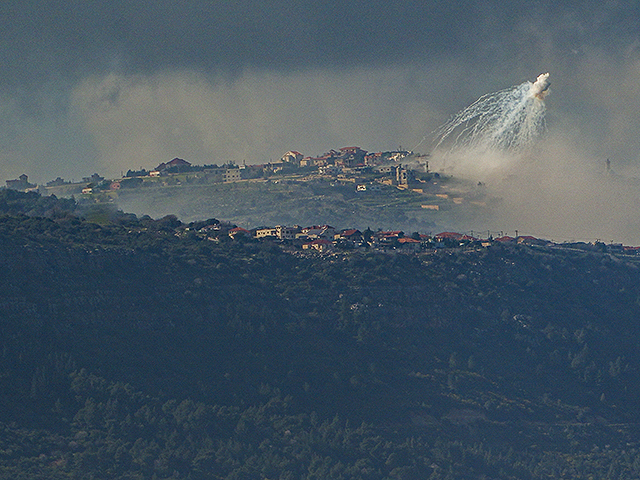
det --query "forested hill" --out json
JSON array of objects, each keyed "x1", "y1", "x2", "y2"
[{"x1": 2, "y1": 191, "x2": 640, "y2": 479}]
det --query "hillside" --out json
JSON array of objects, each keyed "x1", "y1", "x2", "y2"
[
  {"x1": 2, "y1": 191, "x2": 640, "y2": 479},
  {"x1": 112, "y1": 175, "x2": 491, "y2": 235}
]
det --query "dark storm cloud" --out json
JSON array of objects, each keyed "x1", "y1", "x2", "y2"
[{"x1": 2, "y1": 0, "x2": 639, "y2": 87}]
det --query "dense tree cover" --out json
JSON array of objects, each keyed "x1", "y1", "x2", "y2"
[{"x1": 2, "y1": 191, "x2": 640, "y2": 478}]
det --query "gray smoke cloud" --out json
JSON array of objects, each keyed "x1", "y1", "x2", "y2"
[{"x1": 2, "y1": 0, "x2": 640, "y2": 242}]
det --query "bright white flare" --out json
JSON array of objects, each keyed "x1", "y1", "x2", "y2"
[
  {"x1": 530, "y1": 72, "x2": 551, "y2": 99},
  {"x1": 435, "y1": 73, "x2": 550, "y2": 153}
]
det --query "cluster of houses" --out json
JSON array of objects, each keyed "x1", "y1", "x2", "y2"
[
  {"x1": 190, "y1": 221, "x2": 422, "y2": 252},
  {"x1": 5, "y1": 157, "x2": 244, "y2": 195},
  {"x1": 189, "y1": 221, "x2": 523, "y2": 253},
  {"x1": 183, "y1": 222, "x2": 640, "y2": 256},
  {"x1": 279, "y1": 147, "x2": 429, "y2": 187},
  {"x1": 5, "y1": 145, "x2": 430, "y2": 197}
]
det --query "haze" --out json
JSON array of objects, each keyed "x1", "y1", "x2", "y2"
[{"x1": 2, "y1": 0, "x2": 640, "y2": 242}]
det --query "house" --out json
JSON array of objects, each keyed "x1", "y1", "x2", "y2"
[
  {"x1": 364, "y1": 152, "x2": 385, "y2": 166},
  {"x1": 460, "y1": 234, "x2": 478, "y2": 242},
  {"x1": 303, "y1": 150, "x2": 340, "y2": 167},
  {"x1": 319, "y1": 165, "x2": 340, "y2": 176},
  {"x1": 339, "y1": 146, "x2": 366, "y2": 156},
  {"x1": 275, "y1": 225, "x2": 300, "y2": 240},
  {"x1": 223, "y1": 168, "x2": 241, "y2": 183},
  {"x1": 302, "y1": 238, "x2": 333, "y2": 253},
  {"x1": 369, "y1": 230, "x2": 405, "y2": 247},
  {"x1": 334, "y1": 229, "x2": 364, "y2": 247},
  {"x1": 301, "y1": 225, "x2": 336, "y2": 239},
  {"x1": 335, "y1": 146, "x2": 367, "y2": 168},
  {"x1": 395, "y1": 165, "x2": 410, "y2": 185},
  {"x1": 228, "y1": 227, "x2": 252, "y2": 239},
  {"x1": 435, "y1": 232, "x2": 463, "y2": 241},
  {"x1": 433, "y1": 232, "x2": 464, "y2": 247},
  {"x1": 46, "y1": 177, "x2": 68, "y2": 187},
  {"x1": 155, "y1": 158, "x2": 192, "y2": 172},
  {"x1": 397, "y1": 237, "x2": 421, "y2": 251},
  {"x1": 376, "y1": 230, "x2": 404, "y2": 241},
  {"x1": 82, "y1": 173, "x2": 105, "y2": 184},
  {"x1": 6, "y1": 174, "x2": 36, "y2": 191},
  {"x1": 517, "y1": 235, "x2": 548, "y2": 246},
  {"x1": 281, "y1": 151, "x2": 303, "y2": 164},
  {"x1": 494, "y1": 236, "x2": 516, "y2": 243},
  {"x1": 336, "y1": 228, "x2": 363, "y2": 240},
  {"x1": 254, "y1": 227, "x2": 278, "y2": 239}
]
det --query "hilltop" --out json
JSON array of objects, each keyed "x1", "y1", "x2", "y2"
[
  {"x1": 1, "y1": 191, "x2": 640, "y2": 479},
  {"x1": 6, "y1": 147, "x2": 494, "y2": 237}
]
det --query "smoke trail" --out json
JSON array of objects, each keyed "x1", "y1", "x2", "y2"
[{"x1": 435, "y1": 73, "x2": 550, "y2": 153}]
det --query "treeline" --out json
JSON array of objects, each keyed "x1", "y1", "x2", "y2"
[{"x1": 2, "y1": 190, "x2": 640, "y2": 478}]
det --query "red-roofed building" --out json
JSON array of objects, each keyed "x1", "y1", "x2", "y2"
[
  {"x1": 229, "y1": 227, "x2": 252, "y2": 239},
  {"x1": 517, "y1": 236, "x2": 548, "y2": 246},
  {"x1": 335, "y1": 229, "x2": 364, "y2": 247},
  {"x1": 337, "y1": 228, "x2": 362, "y2": 239},
  {"x1": 155, "y1": 157, "x2": 192, "y2": 172},
  {"x1": 494, "y1": 236, "x2": 516, "y2": 243},
  {"x1": 398, "y1": 237, "x2": 421, "y2": 251},
  {"x1": 364, "y1": 152, "x2": 384, "y2": 166},
  {"x1": 302, "y1": 238, "x2": 333, "y2": 252},
  {"x1": 281, "y1": 151, "x2": 303, "y2": 164},
  {"x1": 435, "y1": 232, "x2": 463, "y2": 241},
  {"x1": 339, "y1": 146, "x2": 365, "y2": 155},
  {"x1": 336, "y1": 146, "x2": 367, "y2": 168}
]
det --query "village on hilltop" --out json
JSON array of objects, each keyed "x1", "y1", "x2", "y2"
[
  {"x1": 177, "y1": 218, "x2": 638, "y2": 257},
  {"x1": 3, "y1": 146, "x2": 637, "y2": 255},
  {"x1": 5, "y1": 146, "x2": 432, "y2": 197}
]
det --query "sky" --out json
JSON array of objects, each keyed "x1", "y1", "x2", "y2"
[{"x1": 2, "y1": 0, "x2": 640, "y2": 241}]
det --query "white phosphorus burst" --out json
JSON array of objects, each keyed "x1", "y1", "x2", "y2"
[{"x1": 435, "y1": 73, "x2": 550, "y2": 153}]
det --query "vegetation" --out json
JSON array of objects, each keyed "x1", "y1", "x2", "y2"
[
  {"x1": 114, "y1": 176, "x2": 488, "y2": 235},
  {"x1": 2, "y1": 190, "x2": 640, "y2": 479}
]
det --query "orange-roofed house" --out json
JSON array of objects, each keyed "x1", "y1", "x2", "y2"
[
  {"x1": 228, "y1": 227, "x2": 252, "y2": 239},
  {"x1": 302, "y1": 238, "x2": 333, "y2": 253},
  {"x1": 398, "y1": 237, "x2": 421, "y2": 251}
]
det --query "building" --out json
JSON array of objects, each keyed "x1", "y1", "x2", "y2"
[
  {"x1": 275, "y1": 225, "x2": 300, "y2": 240},
  {"x1": 254, "y1": 227, "x2": 278, "y2": 239},
  {"x1": 254, "y1": 225, "x2": 300, "y2": 240},
  {"x1": 155, "y1": 158, "x2": 192, "y2": 172},
  {"x1": 398, "y1": 237, "x2": 421, "y2": 251},
  {"x1": 281, "y1": 151, "x2": 303, "y2": 164},
  {"x1": 302, "y1": 239, "x2": 333, "y2": 252},
  {"x1": 223, "y1": 168, "x2": 241, "y2": 183},
  {"x1": 229, "y1": 227, "x2": 252, "y2": 239},
  {"x1": 82, "y1": 173, "x2": 105, "y2": 184},
  {"x1": 301, "y1": 225, "x2": 336, "y2": 239},
  {"x1": 6, "y1": 174, "x2": 36, "y2": 191},
  {"x1": 335, "y1": 229, "x2": 364, "y2": 247}
]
